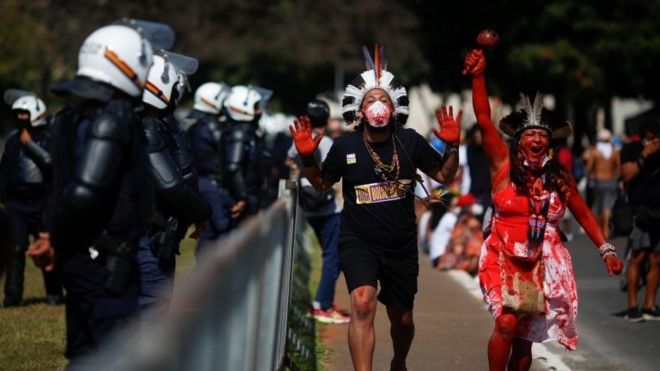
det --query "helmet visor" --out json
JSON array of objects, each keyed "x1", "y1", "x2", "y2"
[
  {"x1": 4, "y1": 89, "x2": 33, "y2": 106},
  {"x1": 114, "y1": 19, "x2": 175, "y2": 50}
]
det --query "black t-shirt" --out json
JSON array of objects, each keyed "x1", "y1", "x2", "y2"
[
  {"x1": 322, "y1": 127, "x2": 444, "y2": 254},
  {"x1": 620, "y1": 141, "x2": 660, "y2": 205}
]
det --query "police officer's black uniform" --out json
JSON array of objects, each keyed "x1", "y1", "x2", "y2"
[
  {"x1": 223, "y1": 119, "x2": 267, "y2": 217},
  {"x1": 138, "y1": 113, "x2": 210, "y2": 313},
  {"x1": 49, "y1": 77, "x2": 154, "y2": 361},
  {"x1": 187, "y1": 111, "x2": 235, "y2": 254},
  {"x1": 0, "y1": 120, "x2": 63, "y2": 306}
]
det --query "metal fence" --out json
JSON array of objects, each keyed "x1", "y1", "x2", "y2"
[{"x1": 82, "y1": 180, "x2": 316, "y2": 371}]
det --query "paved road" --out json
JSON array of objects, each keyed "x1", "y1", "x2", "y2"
[
  {"x1": 548, "y1": 235, "x2": 660, "y2": 371},
  {"x1": 322, "y1": 259, "x2": 493, "y2": 370},
  {"x1": 319, "y1": 234, "x2": 659, "y2": 370}
]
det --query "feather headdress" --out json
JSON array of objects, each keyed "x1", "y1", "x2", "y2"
[
  {"x1": 499, "y1": 92, "x2": 572, "y2": 139},
  {"x1": 342, "y1": 44, "x2": 409, "y2": 126}
]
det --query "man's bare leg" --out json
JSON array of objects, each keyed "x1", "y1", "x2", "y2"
[
  {"x1": 386, "y1": 306, "x2": 414, "y2": 371},
  {"x1": 601, "y1": 209, "x2": 611, "y2": 241},
  {"x1": 348, "y1": 285, "x2": 377, "y2": 371},
  {"x1": 628, "y1": 250, "x2": 648, "y2": 309},
  {"x1": 642, "y1": 251, "x2": 660, "y2": 310}
]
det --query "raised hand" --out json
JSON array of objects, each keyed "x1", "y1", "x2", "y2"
[
  {"x1": 433, "y1": 105, "x2": 462, "y2": 146},
  {"x1": 289, "y1": 115, "x2": 322, "y2": 157},
  {"x1": 463, "y1": 49, "x2": 487, "y2": 76}
]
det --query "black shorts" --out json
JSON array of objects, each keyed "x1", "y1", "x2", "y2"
[{"x1": 339, "y1": 240, "x2": 419, "y2": 310}]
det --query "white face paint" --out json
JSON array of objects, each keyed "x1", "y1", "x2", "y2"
[{"x1": 364, "y1": 100, "x2": 392, "y2": 128}]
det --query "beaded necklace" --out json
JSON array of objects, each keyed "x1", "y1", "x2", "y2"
[
  {"x1": 527, "y1": 174, "x2": 551, "y2": 248},
  {"x1": 362, "y1": 133, "x2": 401, "y2": 196}
]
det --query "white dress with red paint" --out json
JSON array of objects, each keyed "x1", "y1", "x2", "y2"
[{"x1": 478, "y1": 181, "x2": 579, "y2": 351}]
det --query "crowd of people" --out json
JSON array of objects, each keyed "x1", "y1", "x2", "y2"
[{"x1": 0, "y1": 18, "x2": 658, "y2": 371}]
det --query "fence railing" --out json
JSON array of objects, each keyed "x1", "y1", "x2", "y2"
[{"x1": 82, "y1": 180, "x2": 316, "y2": 370}]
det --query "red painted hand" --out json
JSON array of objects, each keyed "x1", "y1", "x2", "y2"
[
  {"x1": 433, "y1": 105, "x2": 461, "y2": 146},
  {"x1": 463, "y1": 49, "x2": 487, "y2": 76},
  {"x1": 605, "y1": 255, "x2": 624, "y2": 277},
  {"x1": 289, "y1": 115, "x2": 322, "y2": 157}
]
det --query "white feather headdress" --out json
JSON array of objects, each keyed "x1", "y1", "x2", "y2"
[{"x1": 341, "y1": 44, "x2": 409, "y2": 126}]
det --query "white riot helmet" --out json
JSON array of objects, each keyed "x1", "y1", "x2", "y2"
[
  {"x1": 191, "y1": 82, "x2": 231, "y2": 115},
  {"x1": 224, "y1": 85, "x2": 272, "y2": 122},
  {"x1": 143, "y1": 51, "x2": 199, "y2": 109},
  {"x1": 77, "y1": 24, "x2": 153, "y2": 97},
  {"x1": 4, "y1": 89, "x2": 47, "y2": 127}
]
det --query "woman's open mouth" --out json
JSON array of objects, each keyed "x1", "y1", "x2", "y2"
[{"x1": 531, "y1": 146, "x2": 543, "y2": 155}]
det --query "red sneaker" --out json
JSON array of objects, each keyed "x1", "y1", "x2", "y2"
[{"x1": 310, "y1": 306, "x2": 350, "y2": 324}]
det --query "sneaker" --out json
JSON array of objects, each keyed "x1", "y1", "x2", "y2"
[
  {"x1": 311, "y1": 306, "x2": 351, "y2": 324},
  {"x1": 624, "y1": 307, "x2": 645, "y2": 323},
  {"x1": 642, "y1": 306, "x2": 660, "y2": 321}
]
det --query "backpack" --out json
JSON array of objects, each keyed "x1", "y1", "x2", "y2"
[{"x1": 298, "y1": 182, "x2": 335, "y2": 212}]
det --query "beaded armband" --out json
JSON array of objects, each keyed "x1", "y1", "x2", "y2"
[
  {"x1": 444, "y1": 146, "x2": 458, "y2": 156},
  {"x1": 598, "y1": 242, "x2": 617, "y2": 261}
]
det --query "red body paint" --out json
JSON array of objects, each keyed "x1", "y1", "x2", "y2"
[{"x1": 465, "y1": 48, "x2": 620, "y2": 369}]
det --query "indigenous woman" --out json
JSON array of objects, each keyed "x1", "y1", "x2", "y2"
[{"x1": 463, "y1": 49, "x2": 624, "y2": 371}]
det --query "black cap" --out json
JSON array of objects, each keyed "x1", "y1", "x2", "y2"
[{"x1": 306, "y1": 99, "x2": 330, "y2": 128}]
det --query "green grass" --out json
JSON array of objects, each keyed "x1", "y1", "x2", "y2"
[
  {"x1": 0, "y1": 258, "x2": 66, "y2": 371},
  {"x1": 0, "y1": 237, "x2": 198, "y2": 371},
  {"x1": 0, "y1": 230, "x2": 327, "y2": 371},
  {"x1": 306, "y1": 226, "x2": 330, "y2": 371}
]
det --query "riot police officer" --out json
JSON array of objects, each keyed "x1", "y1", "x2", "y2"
[
  {"x1": 222, "y1": 85, "x2": 270, "y2": 219},
  {"x1": 27, "y1": 21, "x2": 166, "y2": 364},
  {"x1": 0, "y1": 91, "x2": 63, "y2": 307},
  {"x1": 139, "y1": 51, "x2": 210, "y2": 316},
  {"x1": 186, "y1": 82, "x2": 235, "y2": 257}
]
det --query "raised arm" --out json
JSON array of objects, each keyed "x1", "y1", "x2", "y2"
[
  {"x1": 464, "y1": 50, "x2": 509, "y2": 183},
  {"x1": 289, "y1": 115, "x2": 333, "y2": 191},
  {"x1": 20, "y1": 129, "x2": 52, "y2": 175}
]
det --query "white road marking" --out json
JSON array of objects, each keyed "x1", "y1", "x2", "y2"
[{"x1": 447, "y1": 270, "x2": 572, "y2": 371}]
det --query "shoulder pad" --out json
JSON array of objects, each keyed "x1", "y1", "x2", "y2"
[
  {"x1": 89, "y1": 113, "x2": 130, "y2": 143},
  {"x1": 229, "y1": 126, "x2": 249, "y2": 141},
  {"x1": 142, "y1": 119, "x2": 165, "y2": 150}
]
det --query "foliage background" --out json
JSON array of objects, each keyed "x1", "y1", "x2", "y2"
[{"x1": 1, "y1": 0, "x2": 659, "y2": 145}]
